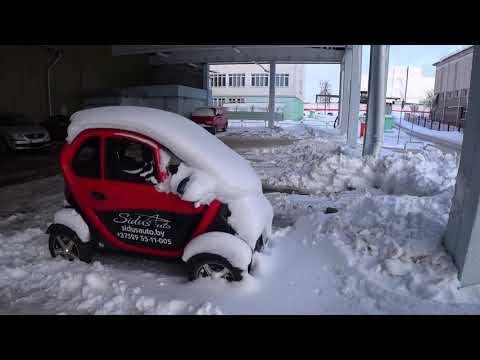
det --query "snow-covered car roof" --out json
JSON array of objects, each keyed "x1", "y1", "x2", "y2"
[{"x1": 67, "y1": 106, "x2": 261, "y2": 197}]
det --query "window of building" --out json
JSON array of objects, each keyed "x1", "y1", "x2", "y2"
[
  {"x1": 105, "y1": 138, "x2": 158, "y2": 185},
  {"x1": 213, "y1": 97, "x2": 226, "y2": 106},
  {"x1": 228, "y1": 73, "x2": 245, "y2": 87},
  {"x1": 461, "y1": 89, "x2": 468, "y2": 97},
  {"x1": 275, "y1": 74, "x2": 289, "y2": 87},
  {"x1": 210, "y1": 74, "x2": 226, "y2": 87},
  {"x1": 228, "y1": 98, "x2": 245, "y2": 104},
  {"x1": 251, "y1": 73, "x2": 269, "y2": 87},
  {"x1": 72, "y1": 137, "x2": 101, "y2": 179}
]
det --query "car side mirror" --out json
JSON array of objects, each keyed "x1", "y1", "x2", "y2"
[{"x1": 177, "y1": 176, "x2": 190, "y2": 196}]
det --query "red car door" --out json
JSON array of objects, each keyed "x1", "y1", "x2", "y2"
[{"x1": 63, "y1": 129, "x2": 218, "y2": 258}]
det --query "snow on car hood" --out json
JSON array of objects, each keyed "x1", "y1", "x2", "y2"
[{"x1": 67, "y1": 106, "x2": 261, "y2": 198}]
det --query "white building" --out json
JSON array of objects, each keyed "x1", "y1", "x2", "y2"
[
  {"x1": 361, "y1": 65, "x2": 434, "y2": 104},
  {"x1": 209, "y1": 63, "x2": 305, "y2": 121}
]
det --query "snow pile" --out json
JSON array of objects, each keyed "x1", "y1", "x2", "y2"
[
  {"x1": 260, "y1": 138, "x2": 458, "y2": 197},
  {"x1": 376, "y1": 147, "x2": 458, "y2": 196},
  {"x1": 220, "y1": 123, "x2": 323, "y2": 141},
  {"x1": 53, "y1": 208, "x2": 90, "y2": 243},
  {"x1": 0, "y1": 222, "x2": 226, "y2": 314},
  {"x1": 290, "y1": 190, "x2": 480, "y2": 305},
  {"x1": 261, "y1": 139, "x2": 377, "y2": 194}
]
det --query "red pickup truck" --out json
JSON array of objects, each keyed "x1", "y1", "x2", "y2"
[{"x1": 191, "y1": 107, "x2": 228, "y2": 135}]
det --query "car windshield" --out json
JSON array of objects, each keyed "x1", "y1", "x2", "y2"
[{"x1": 0, "y1": 113, "x2": 34, "y2": 126}]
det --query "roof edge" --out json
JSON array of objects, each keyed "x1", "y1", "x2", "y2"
[{"x1": 433, "y1": 46, "x2": 474, "y2": 67}]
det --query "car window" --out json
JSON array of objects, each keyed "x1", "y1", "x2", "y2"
[
  {"x1": 163, "y1": 148, "x2": 183, "y2": 175},
  {"x1": 72, "y1": 137, "x2": 101, "y2": 179},
  {"x1": 105, "y1": 137, "x2": 158, "y2": 185}
]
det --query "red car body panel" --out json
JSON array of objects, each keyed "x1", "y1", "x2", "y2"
[
  {"x1": 191, "y1": 107, "x2": 228, "y2": 131},
  {"x1": 60, "y1": 128, "x2": 224, "y2": 258}
]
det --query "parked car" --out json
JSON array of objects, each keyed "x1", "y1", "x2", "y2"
[
  {"x1": 191, "y1": 107, "x2": 228, "y2": 135},
  {"x1": 40, "y1": 115, "x2": 70, "y2": 142},
  {"x1": 47, "y1": 106, "x2": 273, "y2": 282},
  {"x1": 0, "y1": 113, "x2": 51, "y2": 154}
]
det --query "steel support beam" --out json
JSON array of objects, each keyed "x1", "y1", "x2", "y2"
[
  {"x1": 339, "y1": 46, "x2": 362, "y2": 147},
  {"x1": 268, "y1": 62, "x2": 276, "y2": 128},
  {"x1": 362, "y1": 45, "x2": 390, "y2": 157},
  {"x1": 444, "y1": 45, "x2": 480, "y2": 287}
]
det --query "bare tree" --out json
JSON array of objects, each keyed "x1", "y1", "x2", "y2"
[
  {"x1": 409, "y1": 104, "x2": 419, "y2": 113},
  {"x1": 421, "y1": 89, "x2": 435, "y2": 111},
  {"x1": 319, "y1": 80, "x2": 332, "y2": 114}
]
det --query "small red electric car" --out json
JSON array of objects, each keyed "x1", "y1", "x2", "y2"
[
  {"x1": 191, "y1": 107, "x2": 228, "y2": 135},
  {"x1": 47, "y1": 106, "x2": 272, "y2": 281}
]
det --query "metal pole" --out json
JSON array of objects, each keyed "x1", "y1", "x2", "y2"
[
  {"x1": 268, "y1": 62, "x2": 276, "y2": 128},
  {"x1": 396, "y1": 66, "x2": 409, "y2": 144},
  {"x1": 363, "y1": 45, "x2": 390, "y2": 157},
  {"x1": 202, "y1": 63, "x2": 211, "y2": 106}
]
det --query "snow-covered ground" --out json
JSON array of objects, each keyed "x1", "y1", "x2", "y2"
[
  {"x1": 1, "y1": 120, "x2": 480, "y2": 314},
  {"x1": 394, "y1": 116, "x2": 463, "y2": 148}
]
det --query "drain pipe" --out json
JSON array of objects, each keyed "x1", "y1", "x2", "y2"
[{"x1": 47, "y1": 48, "x2": 63, "y2": 117}]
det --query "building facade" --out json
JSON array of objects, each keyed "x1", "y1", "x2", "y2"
[
  {"x1": 432, "y1": 46, "x2": 473, "y2": 127},
  {"x1": 209, "y1": 63, "x2": 305, "y2": 121}
]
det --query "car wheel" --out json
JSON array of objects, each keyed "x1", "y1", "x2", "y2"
[
  {"x1": 48, "y1": 225, "x2": 93, "y2": 263},
  {"x1": 187, "y1": 253, "x2": 243, "y2": 282}
]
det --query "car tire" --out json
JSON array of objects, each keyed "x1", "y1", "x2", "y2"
[
  {"x1": 48, "y1": 225, "x2": 93, "y2": 263},
  {"x1": 186, "y1": 253, "x2": 243, "y2": 282}
]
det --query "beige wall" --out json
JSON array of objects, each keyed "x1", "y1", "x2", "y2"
[
  {"x1": 0, "y1": 46, "x2": 153, "y2": 122},
  {"x1": 210, "y1": 63, "x2": 304, "y2": 100},
  {"x1": 434, "y1": 51, "x2": 473, "y2": 94}
]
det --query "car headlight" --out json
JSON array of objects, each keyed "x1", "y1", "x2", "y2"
[{"x1": 44, "y1": 133, "x2": 51, "y2": 141}]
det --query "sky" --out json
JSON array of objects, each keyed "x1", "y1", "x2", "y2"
[{"x1": 304, "y1": 45, "x2": 468, "y2": 103}]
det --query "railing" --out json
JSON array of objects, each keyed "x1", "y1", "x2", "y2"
[{"x1": 404, "y1": 112, "x2": 464, "y2": 132}]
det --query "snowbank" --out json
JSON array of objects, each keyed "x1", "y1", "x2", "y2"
[
  {"x1": 260, "y1": 138, "x2": 458, "y2": 197},
  {"x1": 288, "y1": 189, "x2": 480, "y2": 305}
]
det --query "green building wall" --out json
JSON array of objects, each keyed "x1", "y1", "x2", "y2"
[{"x1": 239, "y1": 96, "x2": 303, "y2": 121}]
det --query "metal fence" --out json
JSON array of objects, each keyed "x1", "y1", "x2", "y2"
[{"x1": 404, "y1": 112, "x2": 464, "y2": 132}]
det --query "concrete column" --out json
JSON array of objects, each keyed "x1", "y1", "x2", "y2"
[
  {"x1": 339, "y1": 46, "x2": 362, "y2": 147},
  {"x1": 444, "y1": 45, "x2": 480, "y2": 287},
  {"x1": 338, "y1": 62, "x2": 344, "y2": 127},
  {"x1": 268, "y1": 61, "x2": 276, "y2": 128},
  {"x1": 362, "y1": 45, "x2": 390, "y2": 157},
  {"x1": 202, "y1": 63, "x2": 211, "y2": 106},
  {"x1": 339, "y1": 52, "x2": 351, "y2": 135}
]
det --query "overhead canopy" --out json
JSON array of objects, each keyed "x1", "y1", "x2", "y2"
[{"x1": 112, "y1": 45, "x2": 346, "y2": 65}]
